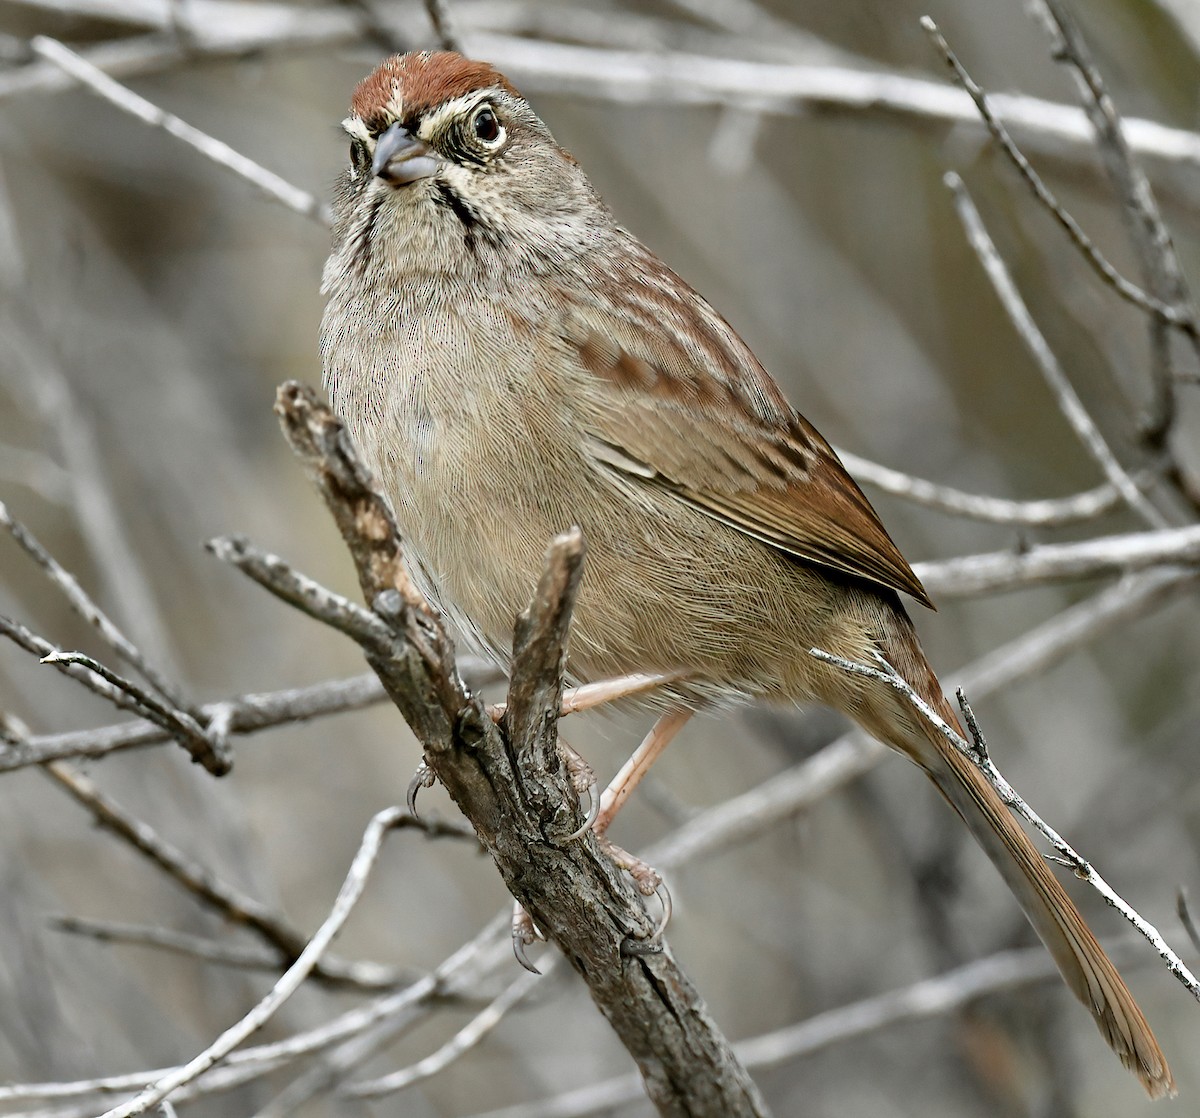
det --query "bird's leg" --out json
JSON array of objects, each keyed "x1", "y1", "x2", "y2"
[
  {"x1": 509, "y1": 709, "x2": 691, "y2": 967},
  {"x1": 593, "y1": 707, "x2": 692, "y2": 945},
  {"x1": 595, "y1": 708, "x2": 693, "y2": 836},
  {"x1": 486, "y1": 670, "x2": 682, "y2": 722}
]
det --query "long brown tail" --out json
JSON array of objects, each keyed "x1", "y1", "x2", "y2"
[{"x1": 860, "y1": 624, "x2": 1175, "y2": 1098}]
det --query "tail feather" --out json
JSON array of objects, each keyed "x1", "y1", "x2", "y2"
[
  {"x1": 926, "y1": 735, "x2": 1173, "y2": 1098},
  {"x1": 857, "y1": 619, "x2": 1174, "y2": 1098}
]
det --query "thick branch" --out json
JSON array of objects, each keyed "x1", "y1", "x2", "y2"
[{"x1": 270, "y1": 381, "x2": 769, "y2": 1118}]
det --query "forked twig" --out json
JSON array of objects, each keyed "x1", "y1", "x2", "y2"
[
  {"x1": 945, "y1": 172, "x2": 1167, "y2": 528},
  {"x1": 808, "y1": 646, "x2": 1200, "y2": 1004},
  {"x1": 96, "y1": 806, "x2": 409, "y2": 1118}
]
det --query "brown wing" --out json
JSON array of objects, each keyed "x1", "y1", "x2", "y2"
[{"x1": 555, "y1": 238, "x2": 933, "y2": 609}]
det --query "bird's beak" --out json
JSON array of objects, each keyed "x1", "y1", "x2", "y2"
[{"x1": 372, "y1": 122, "x2": 439, "y2": 185}]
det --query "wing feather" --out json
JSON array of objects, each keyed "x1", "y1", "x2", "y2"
[{"x1": 552, "y1": 239, "x2": 933, "y2": 609}]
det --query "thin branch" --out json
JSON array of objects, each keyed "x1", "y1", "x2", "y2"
[
  {"x1": 0, "y1": 499, "x2": 192, "y2": 711},
  {"x1": 206, "y1": 534, "x2": 392, "y2": 650},
  {"x1": 1032, "y1": 0, "x2": 1196, "y2": 445},
  {"x1": 465, "y1": 937, "x2": 1158, "y2": 1118},
  {"x1": 0, "y1": 615, "x2": 228, "y2": 773},
  {"x1": 467, "y1": 32, "x2": 1200, "y2": 172},
  {"x1": 837, "y1": 448, "x2": 1128, "y2": 527},
  {"x1": 246, "y1": 909, "x2": 517, "y2": 1118},
  {"x1": 344, "y1": 970, "x2": 541, "y2": 1098},
  {"x1": 7, "y1": 16, "x2": 1200, "y2": 181},
  {"x1": 41, "y1": 650, "x2": 228, "y2": 774},
  {"x1": 913, "y1": 523, "x2": 1200, "y2": 597},
  {"x1": 49, "y1": 917, "x2": 296, "y2": 975},
  {"x1": 29, "y1": 36, "x2": 326, "y2": 225},
  {"x1": 0, "y1": 672, "x2": 390, "y2": 771},
  {"x1": 0, "y1": 661, "x2": 635, "y2": 774},
  {"x1": 919, "y1": 17, "x2": 1186, "y2": 329},
  {"x1": 96, "y1": 805, "x2": 408, "y2": 1118},
  {"x1": 423, "y1": 0, "x2": 462, "y2": 52},
  {"x1": 946, "y1": 172, "x2": 1168, "y2": 528},
  {"x1": 42, "y1": 761, "x2": 308, "y2": 960},
  {"x1": 0, "y1": 911, "x2": 512, "y2": 1108},
  {"x1": 648, "y1": 566, "x2": 1198, "y2": 873},
  {"x1": 807, "y1": 648, "x2": 1200, "y2": 1006}
]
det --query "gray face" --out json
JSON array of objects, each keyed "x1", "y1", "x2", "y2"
[{"x1": 326, "y1": 87, "x2": 611, "y2": 285}]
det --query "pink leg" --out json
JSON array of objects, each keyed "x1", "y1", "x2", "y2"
[
  {"x1": 487, "y1": 671, "x2": 682, "y2": 723},
  {"x1": 595, "y1": 709, "x2": 693, "y2": 836},
  {"x1": 510, "y1": 709, "x2": 690, "y2": 967}
]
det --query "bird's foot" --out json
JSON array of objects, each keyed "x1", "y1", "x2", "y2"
[
  {"x1": 598, "y1": 834, "x2": 672, "y2": 953},
  {"x1": 511, "y1": 900, "x2": 546, "y2": 974},
  {"x1": 559, "y1": 740, "x2": 600, "y2": 842},
  {"x1": 405, "y1": 758, "x2": 435, "y2": 818}
]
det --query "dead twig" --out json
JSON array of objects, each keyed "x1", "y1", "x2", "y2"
[
  {"x1": 96, "y1": 806, "x2": 409, "y2": 1118},
  {"x1": 30, "y1": 36, "x2": 326, "y2": 225},
  {"x1": 945, "y1": 172, "x2": 1167, "y2": 529}
]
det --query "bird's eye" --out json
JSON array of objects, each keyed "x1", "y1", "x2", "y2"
[
  {"x1": 472, "y1": 106, "x2": 503, "y2": 146},
  {"x1": 349, "y1": 140, "x2": 370, "y2": 175}
]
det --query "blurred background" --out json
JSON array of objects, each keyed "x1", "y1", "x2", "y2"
[{"x1": 1, "y1": 1, "x2": 1199, "y2": 1115}]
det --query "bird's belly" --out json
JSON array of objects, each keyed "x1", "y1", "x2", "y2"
[
  {"x1": 396, "y1": 437, "x2": 861, "y2": 708},
  {"x1": 330, "y1": 348, "x2": 872, "y2": 707}
]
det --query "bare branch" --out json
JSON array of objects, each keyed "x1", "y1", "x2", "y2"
[
  {"x1": 914, "y1": 523, "x2": 1200, "y2": 597},
  {"x1": 946, "y1": 172, "x2": 1167, "y2": 528},
  {"x1": 345, "y1": 970, "x2": 541, "y2": 1098},
  {"x1": 808, "y1": 648, "x2": 1200, "y2": 1006},
  {"x1": 41, "y1": 651, "x2": 228, "y2": 774},
  {"x1": 919, "y1": 17, "x2": 1186, "y2": 329},
  {"x1": 838, "y1": 448, "x2": 1128, "y2": 527},
  {"x1": 206, "y1": 534, "x2": 392, "y2": 650},
  {"x1": 42, "y1": 761, "x2": 308, "y2": 959},
  {"x1": 0, "y1": 660, "x2": 628, "y2": 773},
  {"x1": 0, "y1": 672, "x2": 389, "y2": 771},
  {"x1": 0, "y1": 615, "x2": 229, "y2": 773},
  {"x1": 0, "y1": 499, "x2": 191, "y2": 710},
  {"x1": 6, "y1": 17, "x2": 1200, "y2": 185},
  {"x1": 0, "y1": 911, "x2": 512, "y2": 1109},
  {"x1": 96, "y1": 805, "x2": 408, "y2": 1118},
  {"x1": 1032, "y1": 0, "x2": 1196, "y2": 444},
  {"x1": 49, "y1": 917, "x2": 300, "y2": 975},
  {"x1": 40, "y1": 753, "x2": 475, "y2": 993},
  {"x1": 29, "y1": 36, "x2": 326, "y2": 225}
]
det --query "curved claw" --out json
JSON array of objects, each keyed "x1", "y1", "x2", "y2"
[
  {"x1": 512, "y1": 903, "x2": 544, "y2": 975},
  {"x1": 562, "y1": 778, "x2": 602, "y2": 843},
  {"x1": 513, "y1": 935, "x2": 542, "y2": 975},
  {"x1": 619, "y1": 876, "x2": 672, "y2": 957},
  {"x1": 648, "y1": 877, "x2": 672, "y2": 942},
  {"x1": 406, "y1": 760, "x2": 435, "y2": 819}
]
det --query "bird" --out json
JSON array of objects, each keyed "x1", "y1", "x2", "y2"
[{"x1": 319, "y1": 50, "x2": 1173, "y2": 1098}]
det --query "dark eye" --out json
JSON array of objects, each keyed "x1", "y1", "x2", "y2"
[
  {"x1": 473, "y1": 107, "x2": 501, "y2": 144},
  {"x1": 349, "y1": 140, "x2": 370, "y2": 174}
]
